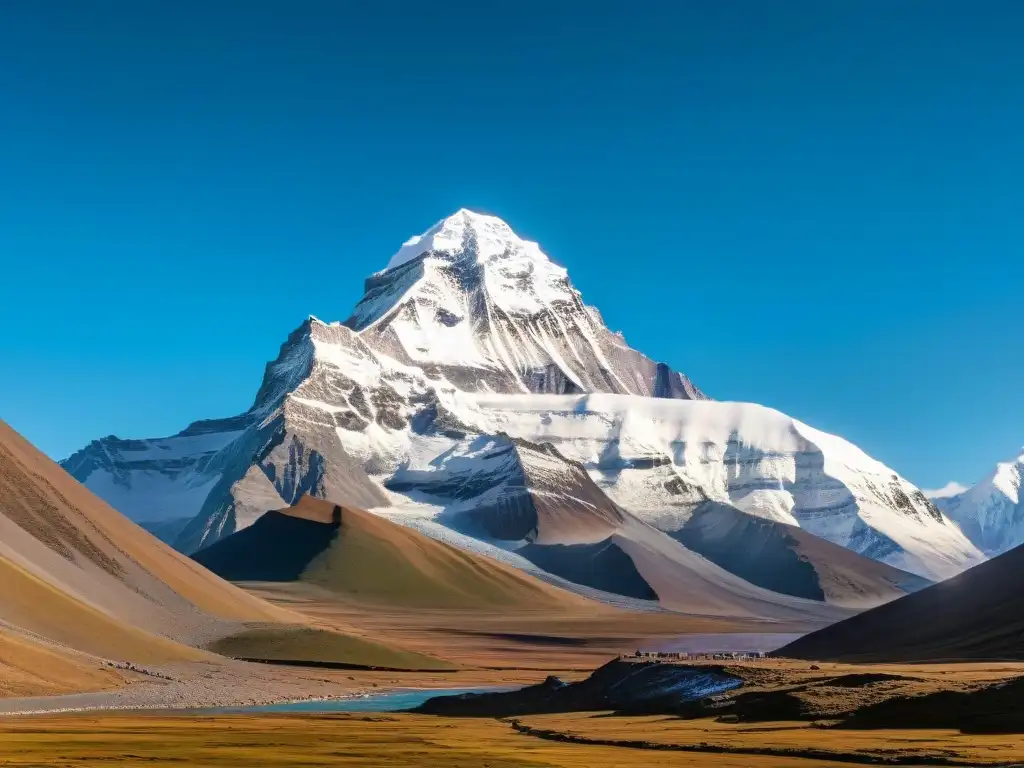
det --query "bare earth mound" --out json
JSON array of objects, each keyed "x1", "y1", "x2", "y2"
[
  {"x1": 778, "y1": 541, "x2": 1024, "y2": 662},
  {"x1": 195, "y1": 496, "x2": 591, "y2": 610}
]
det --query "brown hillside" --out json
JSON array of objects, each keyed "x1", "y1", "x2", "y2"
[
  {"x1": 195, "y1": 496, "x2": 592, "y2": 610},
  {"x1": 0, "y1": 419, "x2": 289, "y2": 627},
  {"x1": 0, "y1": 629, "x2": 121, "y2": 698},
  {"x1": 0, "y1": 419, "x2": 439, "y2": 676}
]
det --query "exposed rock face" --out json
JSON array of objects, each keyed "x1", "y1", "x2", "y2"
[
  {"x1": 62, "y1": 209, "x2": 979, "y2": 598},
  {"x1": 63, "y1": 319, "x2": 396, "y2": 553}
]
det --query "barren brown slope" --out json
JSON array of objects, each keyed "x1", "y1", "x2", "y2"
[
  {"x1": 0, "y1": 421, "x2": 221, "y2": 662},
  {"x1": 196, "y1": 496, "x2": 593, "y2": 610},
  {"x1": 0, "y1": 556, "x2": 200, "y2": 663},
  {"x1": 0, "y1": 629, "x2": 122, "y2": 698},
  {"x1": 778, "y1": 542, "x2": 1024, "y2": 662},
  {"x1": 0, "y1": 418, "x2": 288, "y2": 627},
  {"x1": 0, "y1": 419, "x2": 446, "y2": 678}
]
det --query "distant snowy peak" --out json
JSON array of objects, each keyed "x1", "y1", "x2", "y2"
[
  {"x1": 939, "y1": 450, "x2": 1024, "y2": 557},
  {"x1": 60, "y1": 425, "x2": 244, "y2": 525},
  {"x1": 992, "y1": 450, "x2": 1024, "y2": 498},
  {"x1": 345, "y1": 209, "x2": 705, "y2": 400}
]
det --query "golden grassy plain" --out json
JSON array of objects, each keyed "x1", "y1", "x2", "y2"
[
  {"x1": 0, "y1": 712, "x2": 872, "y2": 768},
  {"x1": 4, "y1": 710, "x2": 1024, "y2": 766},
  {"x1": 514, "y1": 711, "x2": 1024, "y2": 766}
]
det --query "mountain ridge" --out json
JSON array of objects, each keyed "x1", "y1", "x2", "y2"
[{"x1": 60, "y1": 210, "x2": 982, "y2": 604}]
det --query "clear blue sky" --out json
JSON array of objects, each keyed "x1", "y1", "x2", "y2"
[{"x1": 1, "y1": 1, "x2": 1021, "y2": 490}]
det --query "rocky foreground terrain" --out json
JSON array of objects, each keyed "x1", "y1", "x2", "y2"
[{"x1": 418, "y1": 656, "x2": 1024, "y2": 733}]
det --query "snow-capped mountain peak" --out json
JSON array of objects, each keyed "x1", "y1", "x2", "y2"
[
  {"x1": 992, "y1": 450, "x2": 1024, "y2": 499},
  {"x1": 386, "y1": 208, "x2": 554, "y2": 273},
  {"x1": 936, "y1": 450, "x2": 1024, "y2": 556},
  {"x1": 345, "y1": 210, "x2": 705, "y2": 400},
  {"x1": 59, "y1": 209, "x2": 982, "y2": 591},
  {"x1": 352, "y1": 209, "x2": 573, "y2": 332}
]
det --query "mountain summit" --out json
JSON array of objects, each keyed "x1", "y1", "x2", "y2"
[
  {"x1": 346, "y1": 209, "x2": 705, "y2": 399},
  {"x1": 358, "y1": 208, "x2": 574, "y2": 328},
  {"x1": 384, "y1": 209, "x2": 551, "y2": 273}
]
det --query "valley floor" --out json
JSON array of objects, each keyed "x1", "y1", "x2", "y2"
[
  {"x1": 510, "y1": 712, "x2": 1024, "y2": 766},
  {"x1": 0, "y1": 582, "x2": 809, "y2": 714},
  {"x1": 1, "y1": 711, "x2": 1022, "y2": 767},
  {"x1": 4, "y1": 583, "x2": 1024, "y2": 767},
  {"x1": 244, "y1": 580, "x2": 811, "y2": 670}
]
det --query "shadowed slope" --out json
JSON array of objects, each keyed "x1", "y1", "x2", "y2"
[
  {"x1": 195, "y1": 497, "x2": 592, "y2": 610},
  {"x1": 192, "y1": 510, "x2": 337, "y2": 581},
  {"x1": 778, "y1": 542, "x2": 1024, "y2": 662},
  {"x1": 675, "y1": 502, "x2": 931, "y2": 607},
  {"x1": 517, "y1": 539, "x2": 658, "y2": 600}
]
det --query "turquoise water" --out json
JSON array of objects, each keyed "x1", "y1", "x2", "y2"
[{"x1": 209, "y1": 687, "x2": 509, "y2": 713}]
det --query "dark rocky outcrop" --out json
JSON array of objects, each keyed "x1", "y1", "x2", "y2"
[{"x1": 412, "y1": 659, "x2": 742, "y2": 717}]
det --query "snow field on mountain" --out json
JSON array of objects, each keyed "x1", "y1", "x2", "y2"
[{"x1": 433, "y1": 391, "x2": 984, "y2": 580}]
